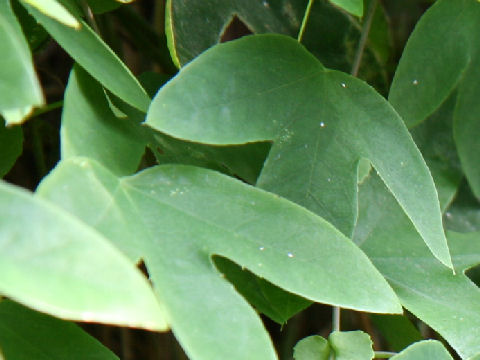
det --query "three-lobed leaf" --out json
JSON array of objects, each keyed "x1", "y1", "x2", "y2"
[
  {"x1": 38, "y1": 157, "x2": 401, "y2": 360},
  {"x1": 146, "y1": 34, "x2": 452, "y2": 268}
]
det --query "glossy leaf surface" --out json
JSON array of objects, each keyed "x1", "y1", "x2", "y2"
[
  {"x1": 389, "y1": 0, "x2": 480, "y2": 198},
  {"x1": 0, "y1": 0, "x2": 43, "y2": 125},
  {"x1": 146, "y1": 34, "x2": 451, "y2": 268},
  {"x1": 0, "y1": 180, "x2": 167, "y2": 330},
  {"x1": 355, "y1": 174, "x2": 480, "y2": 359},
  {"x1": 38, "y1": 157, "x2": 401, "y2": 360},
  {"x1": 20, "y1": 0, "x2": 150, "y2": 112},
  {"x1": 0, "y1": 300, "x2": 119, "y2": 360}
]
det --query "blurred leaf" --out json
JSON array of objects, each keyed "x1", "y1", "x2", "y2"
[
  {"x1": 370, "y1": 314, "x2": 422, "y2": 352},
  {"x1": 0, "y1": 179, "x2": 167, "y2": 330},
  {"x1": 391, "y1": 340, "x2": 453, "y2": 360},
  {"x1": 293, "y1": 335, "x2": 330, "y2": 360},
  {"x1": 329, "y1": 0, "x2": 363, "y2": 16},
  {"x1": 0, "y1": 121, "x2": 23, "y2": 178},
  {"x1": 0, "y1": 0, "x2": 43, "y2": 125},
  {"x1": 38, "y1": 157, "x2": 401, "y2": 360},
  {"x1": 389, "y1": 0, "x2": 480, "y2": 199},
  {"x1": 444, "y1": 181, "x2": 480, "y2": 233},
  {"x1": 83, "y1": 0, "x2": 125, "y2": 14},
  {"x1": 146, "y1": 34, "x2": 452, "y2": 268},
  {"x1": 20, "y1": 0, "x2": 79, "y2": 28},
  {"x1": 20, "y1": 0, "x2": 151, "y2": 112},
  {"x1": 355, "y1": 174, "x2": 480, "y2": 359},
  {"x1": 61, "y1": 65, "x2": 146, "y2": 175},
  {"x1": 328, "y1": 331, "x2": 373, "y2": 360},
  {"x1": 11, "y1": 0, "x2": 50, "y2": 51},
  {"x1": 0, "y1": 300, "x2": 119, "y2": 359}
]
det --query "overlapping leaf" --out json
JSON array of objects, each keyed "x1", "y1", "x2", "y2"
[
  {"x1": 37, "y1": 157, "x2": 401, "y2": 360},
  {"x1": 0, "y1": 300, "x2": 119, "y2": 359},
  {"x1": 0, "y1": 0, "x2": 43, "y2": 125},
  {"x1": 0, "y1": 121, "x2": 23, "y2": 178},
  {"x1": 20, "y1": 0, "x2": 150, "y2": 112},
  {"x1": 354, "y1": 174, "x2": 480, "y2": 359},
  {"x1": 146, "y1": 34, "x2": 451, "y2": 268},
  {"x1": 389, "y1": 0, "x2": 480, "y2": 198},
  {"x1": 20, "y1": 0, "x2": 79, "y2": 28},
  {"x1": 0, "y1": 179, "x2": 167, "y2": 330}
]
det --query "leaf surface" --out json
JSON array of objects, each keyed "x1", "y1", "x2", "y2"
[
  {"x1": 355, "y1": 174, "x2": 480, "y2": 359},
  {"x1": 329, "y1": 0, "x2": 363, "y2": 16},
  {"x1": 389, "y1": 0, "x2": 480, "y2": 198},
  {"x1": 0, "y1": 180, "x2": 167, "y2": 330},
  {"x1": 146, "y1": 34, "x2": 451, "y2": 268},
  {"x1": 293, "y1": 335, "x2": 330, "y2": 360},
  {"x1": 38, "y1": 157, "x2": 401, "y2": 360},
  {"x1": 20, "y1": 0, "x2": 150, "y2": 112},
  {"x1": 391, "y1": 340, "x2": 453, "y2": 360},
  {"x1": 20, "y1": 0, "x2": 79, "y2": 28},
  {"x1": 61, "y1": 65, "x2": 146, "y2": 175},
  {"x1": 0, "y1": 0, "x2": 43, "y2": 125},
  {"x1": 0, "y1": 121, "x2": 23, "y2": 178},
  {"x1": 0, "y1": 300, "x2": 119, "y2": 360},
  {"x1": 328, "y1": 331, "x2": 373, "y2": 360}
]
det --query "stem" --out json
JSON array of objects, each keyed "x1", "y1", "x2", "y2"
[
  {"x1": 81, "y1": 1, "x2": 102, "y2": 36},
  {"x1": 30, "y1": 101, "x2": 63, "y2": 119},
  {"x1": 297, "y1": 0, "x2": 315, "y2": 43},
  {"x1": 332, "y1": 306, "x2": 341, "y2": 332},
  {"x1": 350, "y1": 0, "x2": 378, "y2": 76},
  {"x1": 374, "y1": 351, "x2": 397, "y2": 358}
]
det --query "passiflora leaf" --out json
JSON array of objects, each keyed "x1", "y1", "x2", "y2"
[
  {"x1": 0, "y1": 179, "x2": 167, "y2": 330},
  {"x1": 20, "y1": 0, "x2": 150, "y2": 112},
  {"x1": 355, "y1": 174, "x2": 480, "y2": 359},
  {"x1": 61, "y1": 65, "x2": 146, "y2": 176},
  {"x1": 390, "y1": 340, "x2": 453, "y2": 360},
  {"x1": 370, "y1": 314, "x2": 422, "y2": 352},
  {"x1": 146, "y1": 34, "x2": 452, "y2": 269},
  {"x1": 293, "y1": 335, "x2": 330, "y2": 360},
  {"x1": 38, "y1": 157, "x2": 401, "y2": 360},
  {"x1": 0, "y1": 0, "x2": 43, "y2": 125},
  {"x1": 20, "y1": 0, "x2": 79, "y2": 28},
  {"x1": 0, "y1": 121, "x2": 23, "y2": 178},
  {"x1": 328, "y1": 331, "x2": 373, "y2": 360},
  {"x1": 389, "y1": 0, "x2": 480, "y2": 199},
  {"x1": 0, "y1": 300, "x2": 119, "y2": 359}
]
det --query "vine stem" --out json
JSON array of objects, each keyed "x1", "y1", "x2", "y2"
[
  {"x1": 350, "y1": 0, "x2": 378, "y2": 76},
  {"x1": 297, "y1": 0, "x2": 315, "y2": 43},
  {"x1": 374, "y1": 351, "x2": 397, "y2": 358}
]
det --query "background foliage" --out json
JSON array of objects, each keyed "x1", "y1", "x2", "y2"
[{"x1": 1, "y1": 0, "x2": 479, "y2": 359}]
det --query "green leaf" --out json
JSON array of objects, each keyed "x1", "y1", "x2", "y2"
[
  {"x1": 0, "y1": 121, "x2": 23, "y2": 178},
  {"x1": 293, "y1": 335, "x2": 330, "y2": 360},
  {"x1": 146, "y1": 34, "x2": 452, "y2": 268},
  {"x1": 61, "y1": 65, "x2": 146, "y2": 175},
  {"x1": 20, "y1": 0, "x2": 79, "y2": 28},
  {"x1": 213, "y1": 256, "x2": 311, "y2": 324},
  {"x1": 444, "y1": 181, "x2": 480, "y2": 233},
  {"x1": 390, "y1": 340, "x2": 453, "y2": 360},
  {"x1": 355, "y1": 174, "x2": 480, "y2": 359},
  {"x1": 328, "y1": 331, "x2": 373, "y2": 360},
  {"x1": 20, "y1": 0, "x2": 151, "y2": 112},
  {"x1": 388, "y1": 0, "x2": 480, "y2": 199},
  {"x1": 0, "y1": 0, "x2": 43, "y2": 125},
  {"x1": 0, "y1": 300, "x2": 119, "y2": 360},
  {"x1": 38, "y1": 157, "x2": 401, "y2": 360},
  {"x1": 329, "y1": 0, "x2": 363, "y2": 17},
  {"x1": 370, "y1": 314, "x2": 422, "y2": 352},
  {"x1": 0, "y1": 179, "x2": 167, "y2": 330}
]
